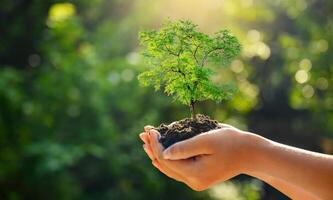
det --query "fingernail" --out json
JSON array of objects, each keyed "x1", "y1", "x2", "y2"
[{"x1": 149, "y1": 130, "x2": 155, "y2": 138}]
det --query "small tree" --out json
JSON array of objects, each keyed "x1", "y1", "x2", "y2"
[{"x1": 138, "y1": 20, "x2": 241, "y2": 119}]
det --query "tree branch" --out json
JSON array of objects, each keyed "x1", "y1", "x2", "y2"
[
  {"x1": 193, "y1": 43, "x2": 201, "y2": 66},
  {"x1": 177, "y1": 39, "x2": 184, "y2": 56},
  {"x1": 169, "y1": 67, "x2": 194, "y2": 103},
  {"x1": 201, "y1": 47, "x2": 224, "y2": 67},
  {"x1": 170, "y1": 68, "x2": 186, "y2": 77},
  {"x1": 164, "y1": 45, "x2": 179, "y2": 57}
]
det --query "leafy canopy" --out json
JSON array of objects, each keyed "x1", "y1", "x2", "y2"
[{"x1": 138, "y1": 20, "x2": 241, "y2": 115}]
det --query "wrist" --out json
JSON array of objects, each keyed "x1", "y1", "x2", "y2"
[{"x1": 237, "y1": 131, "x2": 271, "y2": 176}]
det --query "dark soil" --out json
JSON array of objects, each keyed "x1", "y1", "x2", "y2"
[{"x1": 154, "y1": 114, "x2": 222, "y2": 148}]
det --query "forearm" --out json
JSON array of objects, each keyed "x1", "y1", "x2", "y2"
[
  {"x1": 249, "y1": 171, "x2": 320, "y2": 200},
  {"x1": 238, "y1": 133, "x2": 318, "y2": 199},
  {"x1": 241, "y1": 132, "x2": 333, "y2": 200}
]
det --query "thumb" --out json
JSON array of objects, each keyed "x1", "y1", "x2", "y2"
[{"x1": 162, "y1": 135, "x2": 212, "y2": 160}]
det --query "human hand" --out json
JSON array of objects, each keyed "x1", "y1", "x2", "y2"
[
  {"x1": 139, "y1": 124, "x2": 252, "y2": 191},
  {"x1": 139, "y1": 126, "x2": 197, "y2": 188},
  {"x1": 140, "y1": 124, "x2": 333, "y2": 199}
]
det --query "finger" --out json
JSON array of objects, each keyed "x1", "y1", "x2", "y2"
[
  {"x1": 145, "y1": 133, "x2": 159, "y2": 161},
  {"x1": 163, "y1": 134, "x2": 212, "y2": 160},
  {"x1": 148, "y1": 130, "x2": 195, "y2": 177},
  {"x1": 139, "y1": 132, "x2": 150, "y2": 144},
  {"x1": 143, "y1": 144, "x2": 155, "y2": 160},
  {"x1": 148, "y1": 129, "x2": 163, "y2": 160},
  {"x1": 162, "y1": 155, "x2": 193, "y2": 174},
  {"x1": 152, "y1": 160, "x2": 185, "y2": 182},
  {"x1": 144, "y1": 125, "x2": 155, "y2": 132}
]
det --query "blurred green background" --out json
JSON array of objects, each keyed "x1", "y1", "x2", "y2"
[{"x1": 0, "y1": 0, "x2": 332, "y2": 199}]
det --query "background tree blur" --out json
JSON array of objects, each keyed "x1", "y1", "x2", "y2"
[{"x1": 0, "y1": 0, "x2": 332, "y2": 199}]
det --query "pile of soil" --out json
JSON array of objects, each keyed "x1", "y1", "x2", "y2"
[{"x1": 154, "y1": 114, "x2": 222, "y2": 148}]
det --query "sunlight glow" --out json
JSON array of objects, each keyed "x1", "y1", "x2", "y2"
[
  {"x1": 257, "y1": 42, "x2": 271, "y2": 59},
  {"x1": 247, "y1": 29, "x2": 261, "y2": 43},
  {"x1": 48, "y1": 3, "x2": 76, "y2": 22}
]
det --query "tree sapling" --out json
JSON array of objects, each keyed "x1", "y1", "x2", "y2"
[{"x1": 138, "y1": 20, "x2": 241, "y2": 148}]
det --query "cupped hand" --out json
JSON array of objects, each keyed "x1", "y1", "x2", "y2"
[
  {"x1": 139, "y1": 124, "x2": 251, "y2": 191},
  {"x1": 139, "y1": 126, "x2": 198, "y2": 189}
]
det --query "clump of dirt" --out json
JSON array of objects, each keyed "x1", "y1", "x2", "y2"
[{"x1": 154, "y1": 114, "x2": 222, "y2": 148}]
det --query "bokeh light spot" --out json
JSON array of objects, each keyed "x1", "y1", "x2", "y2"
[
  {"x1": 108, "y1": 72, "x2": 120, "y2": 85},
  {"x1": 302, "y1": 85, "x2": 314, "y2": 98},
  {"x1": 295, "y1": 70, "x2": 308, "y2": 84},
  {"x1": 230, "y1": 60, "x2": 244, "y2": 73},
  {"x1": 257, "y1": 42, "x2": 271, "y2": 60},
  {"x1": 316, "y1": 39, "x2": 329, "y2": 52},
  {"x1": 299, "y1": 58, "x2": 312, "y2": 71},
  {"x1": 247, "y1": 29, "x2": 261, "y2": 43},
  {"x1": 127, "y1": 52, "x2": 140, "y2": 65},
  {"x1": 121, "y1": 69, "x2": 135, "y2": 82},
  {"x1": 316, "y1": 77, "x2": 329, "y2": 90},
  {"x1": 311, "y1": 39, "x2": 329, "y2": 53},
  {"x1": 48, "y1": 3, "x2": 76, "y2": 23}
]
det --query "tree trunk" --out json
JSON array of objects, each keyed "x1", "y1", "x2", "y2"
[{"x1": 190, "y1": 100, "x2": 196, "y2": 120}]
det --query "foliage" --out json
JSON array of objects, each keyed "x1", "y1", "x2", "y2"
[
  {"x1": 0, "y1": 0, "x2": 333, "y2": 199},
  {"x1": 0, "y1": 2, "x2": 212, "y2": 200},
  {"x1": 138, "y1": 20, "x2": 241, "y2": 118}
]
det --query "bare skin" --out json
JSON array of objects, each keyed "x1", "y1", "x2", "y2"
[{"x1": 139, "y1": 124, "x2": 333, "y2": 200}]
